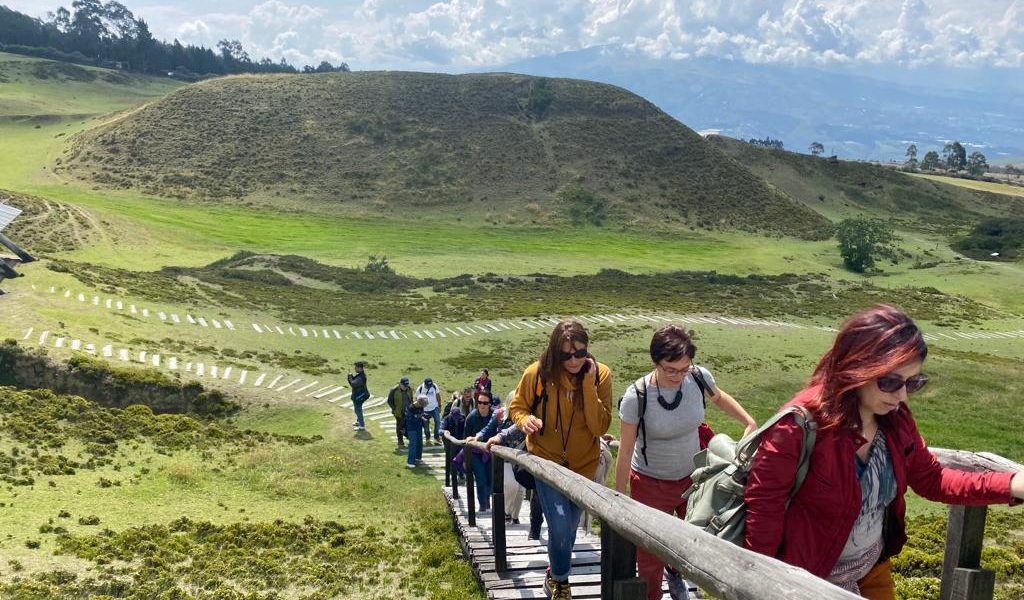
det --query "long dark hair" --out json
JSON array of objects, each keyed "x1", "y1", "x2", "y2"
[
  {"x1": 805, "y1": 304, "x2": 927, "y2": 430},
  {"x1": 537, "y1": 319, "x2": 591, "y2": 407}
]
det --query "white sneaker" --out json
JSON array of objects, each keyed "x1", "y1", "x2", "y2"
[
  {"x1": 355, "y1": 426, "x2": 365, "y2": 431},
  {"x1": 406, "y1": 463, "x2": 416, "y2": 469}
]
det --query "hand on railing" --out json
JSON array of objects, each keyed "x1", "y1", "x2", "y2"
[{"x1": 485, "y1": 435, "x2": 502, "y2": 451}]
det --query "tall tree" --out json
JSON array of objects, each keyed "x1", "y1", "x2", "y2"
[
  {"x1": 943, "y1": 141, "x2": 967, "y2": 171},
  {"x1": 921, "y1": 150, "x2": 940, "y2": 171},
  {"x1": 809, "y1": 141, "x2": 824, "y2": 156},
  {"x1": 967, "y1": 152, "x2": 989, "y2": 177},
  {"x1": 904, "y1": 144, "x2": 918, "y2": 170}
]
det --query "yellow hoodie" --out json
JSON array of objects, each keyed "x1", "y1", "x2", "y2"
[{"x1": 509, "y1": 361, "x2": 612, "y2": 480}]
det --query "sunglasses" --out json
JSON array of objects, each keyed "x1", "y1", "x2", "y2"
[
  {"x1": 476, "y1": 399, "x2": 491, "y2": 405},
  {"x1": 876, "y1": 373, "x2": 929, "y2": 394},
  {"x1": 559, "y1": 348, "x2": 589, "y2": 361}
]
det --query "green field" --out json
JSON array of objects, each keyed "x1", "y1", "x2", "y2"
[{"x1": 2, "y1": 52, "x2": 1024, "y2": 599}]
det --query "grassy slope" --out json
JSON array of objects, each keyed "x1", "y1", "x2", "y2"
[{"x1": 59, "y1": 71, "x2": 831, "y2": 239}]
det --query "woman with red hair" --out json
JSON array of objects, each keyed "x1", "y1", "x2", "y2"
[{"x1": 745, "y1": 305, "x2": 1024, "y2": 599}]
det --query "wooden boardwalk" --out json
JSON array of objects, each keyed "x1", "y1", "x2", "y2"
[{"x1": 441, "y1": 480, "x2": 699, "y2": 599}]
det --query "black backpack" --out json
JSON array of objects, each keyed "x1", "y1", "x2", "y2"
[{"x1": 627, "y1": 368, "x2": 713, "y2": 466}]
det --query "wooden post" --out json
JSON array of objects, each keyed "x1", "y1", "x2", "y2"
[
  {"x1": 493, "y1": 454, "x2": 507, "y2": 573},
  {"x1": 601, "y1": 525, "x2": 645, "y2": 600},
  {"x1": 941, "y1": 505, "x2": 993, "y2": 600},
  {"x1": 465, "y1": 447, "x2": 476, "y2": 527}
]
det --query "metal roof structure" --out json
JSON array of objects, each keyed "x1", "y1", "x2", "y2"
[{"x1": 0, "y1": 203, "x2": 21, "y2": 232}]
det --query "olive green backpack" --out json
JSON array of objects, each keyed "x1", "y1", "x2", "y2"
[{"x1": 683, "y1": 405, "x2": 817, "y2": 544}]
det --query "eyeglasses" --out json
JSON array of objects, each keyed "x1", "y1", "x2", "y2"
[
  {"x1": 476, "y1": 400, "x2": 491, "y2": 406},
  {"x1": 876, "y1": 373, "x2": 929, "y2": 394},
  {"x1": 559, "y1": 348, "x2": 588, "y2": 361},
  {"x1": 658, "y1": 362, "x2": 692, "y2": 377}
]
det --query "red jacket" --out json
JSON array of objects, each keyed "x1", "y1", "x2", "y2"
[{"x1": 744, "y1": 386, "x2": 1018, "y2": 579}]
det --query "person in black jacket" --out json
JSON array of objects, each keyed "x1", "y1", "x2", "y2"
[{"x1": 347, "y1": 362, "x2": 370, "y2": 431}]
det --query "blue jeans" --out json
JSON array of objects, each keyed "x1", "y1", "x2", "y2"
[
  {"x1": 535, "y1": 479, "x2": 582, "y2": 582},
  {"x1": 406, "y1": 418, "x2": 423, "y2": 466},
  {"x1": 353, "y1": 391, "x2": 369, "y2": 427},
  {"x1": 423, "y1": 407, "x2": 440, "y2": 440},
  {"x1": 470, "y1": 452, "x2": 492, "y2": 511}
]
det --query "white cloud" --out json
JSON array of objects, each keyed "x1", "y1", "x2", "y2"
[{"x1": 8, "y1": 0, "x2": 1022, "y2": 70}]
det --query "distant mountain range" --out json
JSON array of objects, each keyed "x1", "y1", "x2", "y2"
[{"x1": 497, "y1": 46, "x2": 1024, "y2": 164}]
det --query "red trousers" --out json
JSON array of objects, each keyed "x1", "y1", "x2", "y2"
[{"x1": 629, "y1": 469, "x2": 693, "y2": 600}]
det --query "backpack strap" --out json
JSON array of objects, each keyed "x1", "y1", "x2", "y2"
[
  {"x1": 635, "y1": 378, "x2": 649, "y2": 466},
  {"x1": 732, "y1": 405, "x2": 817, "y2": 502},
  {"x1": 690, "y1": 366, "x2": 711, "y2": 409},
  {"x1": 529, "y1": 374, "x2": 548, "y2": 435}
]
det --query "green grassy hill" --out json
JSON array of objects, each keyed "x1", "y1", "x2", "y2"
[
  {"x1": 707, "y1": 135, "x2": 1024, "y2": 232},
  {"x1": 59, "y1": 71, "x2": 831, "y2": 239}
]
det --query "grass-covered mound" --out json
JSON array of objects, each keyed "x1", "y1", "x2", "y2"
[
  {"x1": 953, "y1": 218, "x2": 1024, "y2": 260},
  {"x1": 707, "y1": 135, "x2": 1024, "y2": 232},
  {"x1": 0, "y1": 341, "x2": 239, "y2": 416},
  {"x1": 59, "y1": 71, "x2": 832, "y2": 239},
  {"x1": 51, "y1": 251, "x2": 993, "y2": 326},
  {"x1": 0, "y1": 385, "x2": 313, "y2": 487},
  {"x1": 0, "y1": 190, "x2": 97, "y2": 255}
]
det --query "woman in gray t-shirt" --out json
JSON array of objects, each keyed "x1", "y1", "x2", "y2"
[{"x1": 615, "y1": 325, "x2": 756, "y2": 600}]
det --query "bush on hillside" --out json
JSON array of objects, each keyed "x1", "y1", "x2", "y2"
[
  {"x1": 953, "y1": 218, "x2": 1024, "y2": 260},
  {"x1": 837, "y1": 218, "x2": 898, "y2": 272},
  {"x1": 561, "y1": 185, "x2": 607, "y2": 226}
]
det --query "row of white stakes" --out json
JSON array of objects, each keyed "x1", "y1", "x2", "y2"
[
  {"x1": 41, "y1": 284, "x2": 835, "y2": 341},
  {"x1": 21, "y1": 327, "x2": 360, "y2": 403}
]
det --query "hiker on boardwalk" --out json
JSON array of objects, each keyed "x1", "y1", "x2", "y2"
[
  {"x1": 347, "y1": 361, "x2": 369, "y2": 431},
  {"x1": 482, "y1": 391, "x2": 527, "y2": 524},
  {"x1": 474, "y1": 369, "x2": 492, "y2": 396},
  {"x1": 404, "y1": 393, "x2": 428, "y2": 469},
  {"x1": 463, "y1": 389, "x2": 496, "y2": 513},
  {"x1": 509, "y1": 319, "x2": 612, "y2": 600},
  {"x1": 745, "y1": 305, "x2": 1024, "y2": 599},
  {"x1": 416, "y1": 377, "x2": 443, "y2": 444},
  {"x1": 441, "y1": 403, "x2": 467, "y2": 482},
  {"x1": 387, "y1": 376, "x2": 413, "y2": 449},
  {"x1": 615, "y1": 325, "x2": 756, "y2": 600}
]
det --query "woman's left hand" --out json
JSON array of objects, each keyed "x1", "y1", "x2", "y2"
[
  {"x1": 1012, "y1": 472, "x2": 1024, "y2": 500},
  {"x1": 743, "y1": 423, "x2": 758, "y2": 437}
]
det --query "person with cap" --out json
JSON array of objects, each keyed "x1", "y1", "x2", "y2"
[
  {"x1": 416, "y1": 377, "x2": 443, "y2": 444},
  {"x1": 347, "y1": 361, "x2": 370, "y2": 431},
  {"x1": 440, "y1": 401, "x2": 467, "y2": 482},
  {"x1": 387, "y1": 376, "x2": 413, "y2": 449}
]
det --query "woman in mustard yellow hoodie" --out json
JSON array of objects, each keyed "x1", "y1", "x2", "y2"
[{"x1": 510, "y1": 319, "x2": 612, "y2": 600}]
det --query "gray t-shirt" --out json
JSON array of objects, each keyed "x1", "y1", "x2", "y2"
[{"x1": 619, "y1": 367, "x2": 715, "y2": 480}]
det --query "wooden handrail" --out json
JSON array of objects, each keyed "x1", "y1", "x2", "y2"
[
  {"x1": 444, "y1": 432, "x2": 861, "y2": 600},
  {"x1": 932, "y1": 448, "x2": 1023, "y2": 474}
]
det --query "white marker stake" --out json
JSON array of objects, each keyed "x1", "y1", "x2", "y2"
[
  {"x1": 222, "y1": 367, "x2": 232, "y2": 380},
  {"x1": 253, "y1": 373, "x2": 267, "y2": 386},
  {"x1": 364, "y1": 331, "x2": 375, "y2": 339},
  {"x1": 71, "y1": 339, "x2": 81, "y2": 350},
  {"x1": 294, "y1": 381, "x2": 318, "y2": 394},
  {"x1": 39, "y1": 331, "x2": 50, "y2": 345},
  {"x1": 168, "y1": 357, "x2": 178, "y2": 370},
  {"x1": 185, "y1": 362, "x2": 192, "y2": 372},
  {"x1": 323, "y1": 329, "x2": 331, "y2": 338},
  {"x1": 105, "y1": 298, "x2": 112, "y2": 308},
  {"x1": 187, "y1": 314, "x2": 196, "y2": 324},
  {"x1": 210, "y1": 365, "x2": 218, "y2": 378},
  {"x1": 102, "y1": 345, "x2": 112, "y2": 357},
  {"x1": 152, "y1": 354, "x2": 160, "y2": 367},
  {"x1": 198, "y1": 317, "x2": 208, "y2": 327},
  {"x1": 197, "y1": 363, "x2": 205, "y2": 377},
  {"x1": 63, "y1": 289, "x2": 70, "y2": 298},
  {"x1": 159, "y1": 312, "x2": 167, "y2": 321},
  {"x1": 252, "y1": 323, "x2": 263, "y2": 333},
  {"x1": 352, "y1": 331, "x2": 362, "y2": 339},
  {"x1": 92, "y1": 296, "x2": 99, "y2": 305},
  {"x1": 118, "y1": 349, "x2": 129, "y2": 361},
  {"x1": 390, "y1": 330, "x2": 400, "y2": 339},
  {"x1": 333, "y1": 330, "x2": 342, "y2": 339},
  {"x1": 171, "y1": 314, "x2": 180, "y2": 323},
  {"x1": 312, "y1": 329, "x2": 318, "y2": 338},
  {"x1": 300, "y1": 328, "x2": 308, "y2": 337},
  {"x1": 212, "y1": 319, "x2": 222, "y2": 329},
  {"x1": 139, "y1": 351, "x2": 147, "y2": 363},
  {"x1": 224, "y1": 320, "x2": 234, "y2": 329},
  {"x1": 78, "y1": 293, "x2": 85, "y2": 302},
  {"x1": 276, "y1": 379, "x2": 301, "y2": 392},
  {"x1": 289, "y1": 327, "x2": 296, "y2": 336},
  {"x1": 424, "y1": 330, "x2": 435, "y2": 339},
  {"x1": 22, "y1": 327, "x2": 33, "y2": 340},
  {"x1": 130, "y1": 304, "x2": 137, "y2": 314},
  {"x1": 55, "y1": 337, "x2": 65, "y2": 348},
  {"x1": 85, "y1": 343, "x2": 96, "y2": 354},
  {"x1": 275, "y1": 326, "x2": 284, "y2": 335},
  {"x1": 239, "y1": 370, "x2": 248, "y2": 384},
  {"x1": 436, "y1": 330, "x2": 446, "y2": 338},
  {"x1": 267, "y1": 375, "x2": 283, "y2": 389},
  {"x1": 142, "y1": 309, "x2": 149, "y2": 317},
  {"x1": 116, "y1": 300, "x2": 123, "y2": 310},
  {"x1": 414, "y1": 331, "x2": 423, "y2": 338},
  {"x1": 376, "y1": 331, "x2": 387, "y2": 339},
  {"x1": 445, "y1": 327, "x2": 460, "y2": 337}
]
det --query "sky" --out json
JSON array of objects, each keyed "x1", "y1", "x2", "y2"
[{"x1": 6, "y1": 0, "x2": 1024, "y2": 71}]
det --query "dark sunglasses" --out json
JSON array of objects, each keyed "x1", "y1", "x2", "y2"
[
  {"x1": 876, "y1": 373, "x2": 929, "y2": 394},
  {"x1": 559, "y1": 348, "x2": 588, "y2": 361},
  {"x1": 475, "y1": 399, "x2": 491, "y2": 405}
]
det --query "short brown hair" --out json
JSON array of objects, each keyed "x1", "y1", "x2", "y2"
[{"x1": 650, "y1": 325, "x2": 696, "y2": 363}]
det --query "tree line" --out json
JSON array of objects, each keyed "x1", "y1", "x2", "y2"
[
  {"x1": 903, "y1": 141, "x2": 990, "y2": 177},
  {"x1": 0, "y1": 2, "x2": 349, "y2": 79}
]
